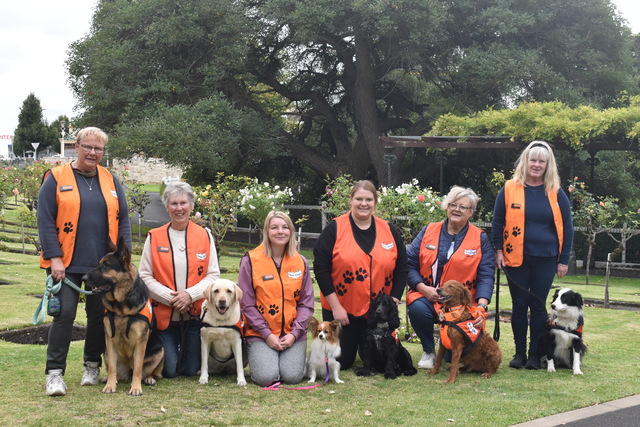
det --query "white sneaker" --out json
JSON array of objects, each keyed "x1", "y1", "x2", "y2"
[
  {"x1": 46, "y1": 369, "x2": 67, "y2": 396},
  {"x1": 80, "y1": 361, "x2": 100, "y2": 386},
  {"x1": 418, "y1": 352, "x2": 436, "y2": 369}
]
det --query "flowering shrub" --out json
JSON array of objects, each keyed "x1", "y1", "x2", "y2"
[
  {"x1": 193, "y1": 173, "x2": 253, "y2": 246},
  {"x1": 323, "y1": 175, "x2": 445, "y2": 243},
  {"x1": 238, "y1": 179, "x2": 293, "y2": 230}
]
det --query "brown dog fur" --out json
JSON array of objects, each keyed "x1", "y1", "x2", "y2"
[
  {"x1": 82, "y1": 236, "x2": 164, "y2": 395},
  {"x1": 429, "y1": 280, "x2": 501, "y2": 383}
]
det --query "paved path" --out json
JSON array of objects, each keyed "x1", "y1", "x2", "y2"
[{"x1": 512, "y1": 394, "x2": 640, "y2": 426}]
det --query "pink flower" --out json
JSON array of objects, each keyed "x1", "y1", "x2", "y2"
[
  {"x1": 12, "y1": 189, "x2": 19, "y2": 195},
  {"x1": 417, "y1": 194, "x2": 425, "y2": 202},
  {"x1": 195, "y1": 212, "x2": 202, "y2": 219}
]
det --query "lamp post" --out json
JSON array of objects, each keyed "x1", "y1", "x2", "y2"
[
  {"x1": 31, "y1": 142, "x2": 40, "y2": 161},
  {"x1": 60, "y1": 120, "x2": 66, "y2": 156}
]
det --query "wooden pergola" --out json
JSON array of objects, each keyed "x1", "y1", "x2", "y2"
[{"x1": 380, "y1": 135, "x2": 639, "y2": 189}]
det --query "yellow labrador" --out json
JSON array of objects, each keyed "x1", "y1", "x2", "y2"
[{"x1": 198, "y1": 279, "x2": 247, "y2": 386}]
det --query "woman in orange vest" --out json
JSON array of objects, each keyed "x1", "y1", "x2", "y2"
[
  {"x1": 38, "y1": 127, "x2": 131, "y2": 397},
  {"x1": 313, "y1": 180, "x2": 408, "y2": 370},
  {"x1": 139, "y1": 182, "x2": 220, "y2": 378},
  {"x1": 492, "y1": 141, "x2": 573, "y2": 370},
  {"x1": 238, "y1": 211, "x2": 314, "y2": 387},
  {"x1": 406, "y1": 186, "x2": 495, "y2": 370}
]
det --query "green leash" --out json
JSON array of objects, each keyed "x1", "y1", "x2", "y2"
[{"x1": 32, "y1": 275, "x2": 95, "y2": 325}]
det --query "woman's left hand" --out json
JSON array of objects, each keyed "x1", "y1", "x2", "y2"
[
  {"x1": 279, "y1": 334, "x2": 295, "y2": 350},
  {"x1": 557, "y1": 263, "x2": 568, "y2": 278},
  {"x1": 169, "y1": 290, "x2": 193, "y2": 314}
]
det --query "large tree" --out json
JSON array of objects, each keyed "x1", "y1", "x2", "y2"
[
  {"x1": 13, "y1": 94, "x2": 55, "y2": 157},
  {"x1": 67, "y1": 0, "x2": 636, "y2": 184}
]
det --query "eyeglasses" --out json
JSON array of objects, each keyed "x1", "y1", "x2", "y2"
[
  {"x1": 78, "y1": 144, "x2": 105, "y2": 154},
  {"x1": 448, "y1": 203, "x2": 472, "y2": 212}
]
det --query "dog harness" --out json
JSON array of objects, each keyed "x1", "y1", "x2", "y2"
[
  {"x1": 546, "y1": 317, "x2": 583, "y2": 337},
  {"x1": 322, "y1": 213, "x2": 398, "y2": 317},
  {"x1": 406, "y1": 221, "x2": 483, "y2": 306},
  {"x1": 39, "y1": 163, "x2": 120, "y2": 269},
  {"x1": 437, "y1": 305, "x2": 483, "y2": 357},
  {"x1": 200, "y1": 318, "x2": 244, "y2": 364},
  {"x1": 502, "y1": 179, "x2": 563, "y2": 267},
  {"x1": 105, "y1": 299, "x2": 154, "y2": 339}
]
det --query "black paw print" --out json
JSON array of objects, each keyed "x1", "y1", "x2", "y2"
[
  {"x1": 197, "y1": 266, "x2": 204, "y2": 276},
  {"x1": 355, "y1": 268, "x2": 368, "y2": 282},
  {"x1": 257, "y1": 305, "x2": 265, "y2": 315},
  {"x1": 336, "y1": 283, "x2": 348, "y2": 296},
  {"x1": 63, "y1": 222, "x2": 74, "y2": 234},
  {"x1": 505, "y1": 243, "x2": 513, "y2": 253},
  {"x1": 511, "y1": 226, "x2": 522, "y2": 237},
  {"x1": 293, "y1": 289, "x2": 300, "y2": 299},
  {"x1": 503, "y1": 230, "x2": 509, "y2": 241},
  {"x1": 384, "y1": 275, "x2": 393, "y2": 288},
  {"x1": 424, "y1": 276, "x2": 434, "y2": 287},
  {"x1": 116, "y1": 210, "x2": 120, "y2": 221},
  {"x1": 462, "y1": 280, "x2": 475, "y2": 290},
  {"x1": 268, "y1": 304, "x2": 280, "y2": 316},
  {"x1": 371, "y1": 291, "x2": 379, "y2": 300},
  {"x1": 343, "y1": 271, "x2": 354, "y2": 284}
]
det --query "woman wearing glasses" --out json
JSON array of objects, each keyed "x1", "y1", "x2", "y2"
[
  {"x1": 492, "y1": 140, "x2": 573, "y2": 370},
  {"x1": 37, "y1": 127, "x2": 131, "y2": 396},
  {"x1": 406, "y1": 186, "x2": 495, "y2": 370}
]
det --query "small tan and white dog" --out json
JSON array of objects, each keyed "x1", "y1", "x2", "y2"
[
  {"x1": 305, "y1": 317, "x2": 344, "y2": 384},
  {"x1": 198, "y1": 278, "x2": 247, "y2": 386}
]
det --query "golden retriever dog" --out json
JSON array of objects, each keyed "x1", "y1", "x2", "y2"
[
  {"x1": 198, "y1": 278, "x2": 247, "y2": 386},
  {"x1": 430, "y1": 280, "x2": 502, "y2": 383}
]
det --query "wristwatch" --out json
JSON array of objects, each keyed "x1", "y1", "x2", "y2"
[{"x1": 478, "y1": 303, "x2": 488, "y2": 311}]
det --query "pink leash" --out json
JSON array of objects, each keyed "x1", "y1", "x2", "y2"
[{"x1": 262, "y1": 358, "x2": 330, "y2": 391}]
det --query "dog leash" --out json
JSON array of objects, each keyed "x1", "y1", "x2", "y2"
[
  {"x1": 493, "y1": 268, "x2": 500, "y2": 342},
  {"x1": 262, "y1": 358, "x2": 330, "y2": 391},
  {"x1": 32, "y1": 275, "x2": 95, "y2": 325}
]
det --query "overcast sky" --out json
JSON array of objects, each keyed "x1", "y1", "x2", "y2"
[{"x1": 1, "y1": 0, "x2": 639, "y2": 157}]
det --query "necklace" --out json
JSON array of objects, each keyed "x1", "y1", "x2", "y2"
[{"x1": 81, "y1": 175, "x2": 95, "y2": 191}]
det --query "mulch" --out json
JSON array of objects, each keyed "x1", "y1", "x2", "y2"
[{"x1": 0, "y1": 324, "x2": 86, "y2": 345}]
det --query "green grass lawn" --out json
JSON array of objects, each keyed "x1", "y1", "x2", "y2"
[{"x1": 1, "y1": 204, "x2": 639, "y2": 426}]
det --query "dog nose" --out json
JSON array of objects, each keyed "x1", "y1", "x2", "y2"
[{"x1": 551, "y1": 304, "x2": 556, "y2": 310}]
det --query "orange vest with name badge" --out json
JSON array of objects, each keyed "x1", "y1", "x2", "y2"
[
  {"x1": 321, "y1": 213, "x2": 398, "y2": 317},
  {"x1": 406, "y1": 221, "x2": 483, "y2": 306},
  {"x1": 148, "y1": 221, "x2": 210, "y2": 330}
]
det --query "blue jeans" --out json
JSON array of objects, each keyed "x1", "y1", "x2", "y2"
[
  {"x1": 506, "y1": 255, "x2": 557, "y2": 357},
  {"x1": 158, "y1": 319, "x2": 202, "y2": 378},
  {"x1": 407, "y1": 297, "x2": 437, "y2": 353}
]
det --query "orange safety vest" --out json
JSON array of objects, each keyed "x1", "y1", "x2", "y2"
[
  {"x1": 39, "y1": 163, "x2": 120, "y2": 269},
  {"x1": 502, "y1": 179, "x2": 563, "y2": 267},
  {"x1": 148, "y1": 221, "x2": 211, "y2": 331},
  {"x1": 243, "y1": 244, "x2": 305, "y2": 338},
  {"x1": 406, "y1": 221, "x2": 483, "y2": 306},
  {"x1": 437, "y1": 305, "x2": 483, "y2": 352},
  {"x1": 320, "y1": 213, "x2": 398, "y2": 317}
]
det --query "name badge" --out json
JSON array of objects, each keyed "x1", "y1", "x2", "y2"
[
  {"x1": 196, "y1": 252, "x2": 207, "y2": 260},
  {"x1": 511, "y1": 203, "x2": 521, "y2": 209},
  {"x1": 464, "y1": 249, "x2": 477, "y2": 256},
  {"x1": 288, "y1": 270, "x2": 302, "y2": 279},
  {"x1": 59, "y1": 185, "x2": 73, "y2": 192},
  {"x1": 262, "y1": 274, "x2": 274, "y2": 281},
  {"x1": 426, "y1": 244, "x2": 436, "y2": 250},
  {"x1": 381, "y1": 242, "x2": 394, "y2": 250},
  {"x1": 157, "y1": 246, "x2": 170, "y2": 253}
]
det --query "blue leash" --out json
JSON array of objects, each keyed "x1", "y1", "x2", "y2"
[{"x1": 32, "y1": 275, "x2": 94, "y2": 325}]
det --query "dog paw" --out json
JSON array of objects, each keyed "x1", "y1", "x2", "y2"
[
  {"x1": 355, "y1": 368, "x2": 371, "y2": 377},
  {"x1": 573, "y1": 370, "x2": 583, "y2": 375},
  {"x1": 547, "y1": 367, "x2": 556, "y2": 373},
  {"x1": 127, "y1": 387, "x2": 143, "y2": 396},
  {"x1": 237, "y1": 378, "x2": 247, "y2": 386},
  {"x1": 428, "y1": 369, "x2": 438, "y2": 375},
  {"x1": 144, "y1": 377, "x2": 157, "y2": 386},
  {"x1": 101, "y1": 384, "x2": 117, "y2": 394},
  {"x1": 384, "y1": 372, "x2": 397, "y2": 380},
  {"x1": 198, "y1": 376, "x2": 209, "y2": 385}
]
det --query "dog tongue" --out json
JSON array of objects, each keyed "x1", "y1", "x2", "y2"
[{"x1": 217, "y1": 306, "x2": 228, "y2": 315}]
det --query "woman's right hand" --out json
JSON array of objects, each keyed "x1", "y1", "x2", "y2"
[
  {"x1": 50, "y1": 257, "x2": 65, "y2": 281},
  {"x1": 332, "y1": 305, "x2": 349, "y2": 326},
  {"x1": 416, "y1": 282, "x2": 438, "y2": 304},
  {"x1": 495, "y1": 250, "x2": 506, "y2": 269},
  {"x1": 266, "y1": 334, "x2": 284, "y2": 351}
]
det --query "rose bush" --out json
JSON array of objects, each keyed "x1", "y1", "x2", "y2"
[{"x1": 238, "y1": 179, "x2": 293, "y2": 230}]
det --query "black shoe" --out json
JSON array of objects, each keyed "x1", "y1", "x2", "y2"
[
  {"x1": 509, "y1": 352, "x2": 526, "y2": 369},
  {"x1": 525, "y1": 355, "x2": 541, "y2": 370}
]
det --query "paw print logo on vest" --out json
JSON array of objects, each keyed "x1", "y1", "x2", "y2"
[
  {"x1": 511, "y1": 226, "x2": 522, "y2": 237},
  {"x1": 355, "y1": 268, "x2": 368, "y2": 281},
  {"x1": 371, "y1": 290, "x2": 379, "y2": 300},
  {"x1": 268, "y1": 304, "x2": 280, "y2": 316},
  {"x1": 63, "y1": 222, "x2": 74, "y2": 234},
  {"x1": 336, "y1": 283, "x2": 348, "y2": 296},
  {"x1": 342, "y1": 270, "x2": 354, "y2": 284},
  {"x1": 197, "y1": 266, "x2": 204, "y2": 276},
  {"x1": 257, "y1": 305, "x2": 265, "y2": 315},
  {"x1": 293, "y1": 289, "x2": 300, "y2": 299},
  {"x1": 384, "y1": 275, "x2": 393, "y2": 288},
  {"x1": 505, "y1": 243, "x2": 513, "y2": 253},
  {"x1": 116, "y1": 210, "x2": 120, "y2": 221},
  {"x1": 503, "y1": 229, "x2": 509, "y2": 241}
]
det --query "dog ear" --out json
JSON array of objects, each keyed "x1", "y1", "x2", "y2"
[
  {"x1": 308, "y1": 317, "x2": 319, "y2": 331},
  {"x1": 461, "y1": 286, "x2": 472, "y2": 307},
  {"x1": 116, "y1": 236, "x2": 132, "y2": 268},
  {"x1": 330, "y1": 319, "x2": 342, "y2": 336},
  {"x1": 108, "y1": 238, "x2": 117, "y2": 252},
  {"x1": 203, "y1": 282, "x2": 213, "y2": 299},
  {"x1": 234, "y1": 283, "x2": 243, "y2": 301},
  {"x1": 389, "y1": 299, "x2": 401, "y2": 330}
]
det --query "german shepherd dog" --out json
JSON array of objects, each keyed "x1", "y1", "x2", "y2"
[{"x1": 82, "y1": 236, "x2": 164, "y2": 395}]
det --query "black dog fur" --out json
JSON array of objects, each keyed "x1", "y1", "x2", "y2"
[{"x1": 356, "y1": 294, "x2": 417, "y2": 379}]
